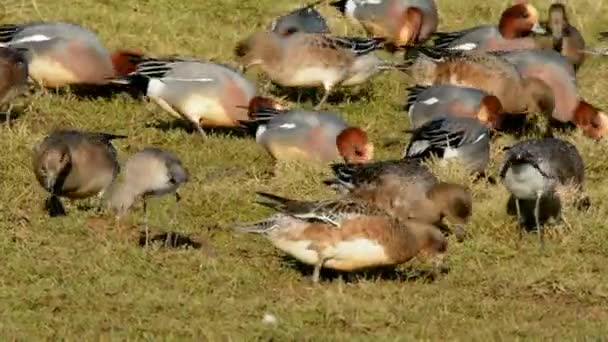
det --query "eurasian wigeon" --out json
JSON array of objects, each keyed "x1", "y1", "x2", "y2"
[
  {"x1": 405, "y1": 84, "x2": 504, "y2": 129},
  {"x1": 500, "y1": 49, "x2": 608, "y2": 139},
  {"x1": 405, "y1": 47, "x2": 556, "y2": 120},
  {"x1": 236, "y1": 192, "x2": 448, "y2": 283},
  {"x1": 324, "y1": 160, "x2": 471, "y2": 239},
  {"x1": 500, "y1": 138, "x2": 585, "y2": 248},
  {"x1": 330, "y1": 0, "x2": 438, "y2": 47},
  {"x1": 432, "y1": 3, "x2": 545, "y2": 52},
  {"x1": 404, "y1": 116, "x2": 491, "y2": 174},
  {"x1": 0, "y1": 46, "x2": 28, "y2": 122},
  {"x1": 541, "y1": 3, "x2": 586, "y2": 71},
  {"x1": 107, "y1": 147, "x2": 189, "y2": 246},
  {"x1": 270, "y1": 2, "x2": 330, "y2": 36},
  {"x1": 0, "y1": 22, "x2": 138, "y2": 88},
  {"x1": 235, "y1": 31, "x2": 394, "y2": 109},
  {"x1": 244, "y1": 105, "x2": 373, "y2": 163},
  {"x1": 110, "y1": 57, "x2": 283, "y2": 137},
  {"x1": 32, "y1": 130, "x2": 125, "y2": 217}
]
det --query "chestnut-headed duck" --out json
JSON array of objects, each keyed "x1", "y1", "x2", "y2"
[
  {"x1": 0, "y1": 46, "x2": 28, "y2": 120},
  {"x1": 0, "y1": 22, "x2": 139, "y2": 88},
  {"x1": 110, "y1": 57, "x2": 283, "y2": 137},
  {"x1": 107, "y1": 147, "x2": 189, "y2": 246},
  {"x1": 324, "y1": 160, "x2": 471, "y2": 239},
  {"x1": 270, "y1": 2, "x2": 330, "y2": 36},
  {"x1": 500, "y1": 49, "x2": 608, "y2": 139},
  {"x1": 235, "y1": 31, "x2": 395, "y2": 109},
  {"x1": 330, "y1": 0, "x2": 439, "y2": 47},
  {"x1": 244, "y1": 105, "x2": 373, "y2": 164},
  {"x1": 541, "y1": 3, "x2": 586, "y2": 72},
  {"x1": 432, "y1": 3, "x2": 545, "y2": 52},
  {"x1": 405, "y1": 47, "x2": 556, "y2": 119},
  {"x1": 236, "y1": 192, "x2": 448, "y2": 283},
  {"x1": 500, "y1": 138, "x2": 584, "y2": 248},
  {"x1": 32, "y1": 130, "x2": 125, "y2": 217},
  {"x1": 406, "y1": 84, "x2": 504, "y2": 129},
  {"x1": 404, "y1": 116, "x2": 490, "y2": 174}
]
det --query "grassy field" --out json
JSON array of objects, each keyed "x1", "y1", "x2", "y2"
[{"x1": 2, "y1": 0, "x2": 608, "y2": 339}]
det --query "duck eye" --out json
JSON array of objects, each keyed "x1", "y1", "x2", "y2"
[{"x1": 521, "y1": 12, "x2": 530, "y2": 19}]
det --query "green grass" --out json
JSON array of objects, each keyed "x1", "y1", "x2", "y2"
[{"x1": 2, "y1": 0, "x2": 608, "y2": 339}]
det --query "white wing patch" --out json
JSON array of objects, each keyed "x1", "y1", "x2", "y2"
[
  {"x1": 450, "y1": 43, "x2": 477, "y2": 51},
  {"x1": 255, "y1": 125, "x2": 267, "y2": 143},
  {"x1": 472, "y1": 132, "x2": 487, "y2": 144},
  {"x1": 421, "y1": 97, "x2": 439, "y2": 105},
  {"x1": 406, "y1": 140, "x2": 430, "y2": 157},
  {"x1": 160, "y1": 77, "x2": 214, "y2": 83},
  {"x1": 12, "y1": 34, "x2": 52, "y2": 44},
  {"x1": 278, "y1": 123, "x2": 297, "y2": 129}
]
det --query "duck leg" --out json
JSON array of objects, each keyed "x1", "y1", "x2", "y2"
[
  {"x1": 534, "y1": 192, "x2": 544, "y2": 249},
  {"x1": 311, "y1": 257, "x2": 326, "y2": 283},
  {"x1": 143, "y1": 197, "x2": 150, "y2": 247},
  {"x1": 515, "y1": 198, "x2": 523, "y2": 242},
  {"x1": 314, "y1": 85, "x2": 333, "y2": 110}
]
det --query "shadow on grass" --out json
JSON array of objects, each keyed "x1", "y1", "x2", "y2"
[
  {"x1": 145, "y1": 119, "x2": 254, "y2": 138},
  {"x1": 272, "y1": 85, "x2": 374, "y2": 107},
  {"x1": 281, "y1": 256, "x2": 449, "y2": 284}
]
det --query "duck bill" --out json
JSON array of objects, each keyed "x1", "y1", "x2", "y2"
[
  {"x1": 45, "y1": 174, "x2": 57, "y2": 193},
  {"x1": 531, "y1": 23, "x2": 547, "y2": 35}
]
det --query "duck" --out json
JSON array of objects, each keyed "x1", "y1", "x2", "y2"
[
  {"x1": 32, "y1": 130, "x2": 125, "y2": 217},
  {"x1": 500, "y1": 49, "x2": 608, "y2": 139},
  {"x1": 404, "y1": 116, "x2": 491, "y2": 174},
  {"x1": 324, "y1": 160, "x2": 471, "y2": 239},
  {"x1": 243, "y1": 105, "x2": 373, "y2": 163},
  {"x1": 540, "y1": 2, "x2": 586, "y2": 72},
  {"x1": 500, "y1": 137, "x2": 585, "y2": 248},
  {"x1": 270, "y1": 2, "x2": 330, "y2": 36},
  {"x1": 236, "y1": 192, "x2": 448, "y2": 283},
  {"x1": 404, "y1": 47, "x2": 556, "y2": 124},
  {"x1": 329, "y1": 0, "x2": 439, "y2": 47},
  {"x1": 0, "y1": 21, "x2": 139, "y2": 88},
  {"x1": 405, "y1": 84, "x2": 504, "y2": 130},
  {"x1": 107, "y1": 147, "x2": 189, "y2": 246},
  {"x1": 110, "y1": 56, "x2": 284, "y2": 137},
  {"x1": 431, "y1": 2, "x2": 546, "y2": 52},
  {"x1": 235, "y1": 31, "x2": 396, "y2": 109},
  {"x1": 0, "y1": 46, "x2": 29, "y2": 122}
]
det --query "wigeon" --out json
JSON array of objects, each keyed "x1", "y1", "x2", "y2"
[
  {"x1": 329, "y1": 0, "x2": 439, "y2": 47},
  {"x1": 236, "y1": 192, "x2": 448, "y2": 283},
  {"x1": 243, "y1": 105, "x2": 373, "y2": 163},
  {"x1": 110, "y1": 57, "x2": 283, "y2": 137},
  {"x1": 405, "y1": 84, "x2": 504, "y2": 129},
  {"x1": 270, "y1": 2, "x2": 330, "y2": 35},
  {"x1": 235, "y1": 31, "x2": 394, "y2": 109},
  {"x1": 500, "y1": 49, "x2": 608, "y2": 139},
  {"x1": 0, "y1": 22, "x2": 138, "y2": 88},
  {"x1": 405, "y1": 47, "x2": 556, "y2": 120},
  {"x1": 324, "y1": 160, "x2": 471, "y2": 239},
  {"x1": 500, "y1": 138, "x2": 585, "y2": 248},
  {"x1": 541, "y1": 3, "x2": 586, "y2": 72},
  {"x1": 432, "y1": 3, "x2": 546, "y2": 52},
  {"x1": 0, "y1": 46, "x2": 28, "y2": 122},
  {"x1": 32, "y1": 130, "x2": 125, "y2": 217},
  {"x1": 404, "y1": 116, "x2": 491, "y2": 174},
  {"x1": 107, "y1": 147, "x2": 189, "y2": 246}
]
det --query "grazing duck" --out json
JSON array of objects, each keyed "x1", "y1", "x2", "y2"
[
  {"x1": 541, "y1": 2, "x2": 586, "y2": 71},
  {"x1": 329, "y1": 0, "x2": 439, "y2": 47},
  {"x1": 0, "y1": 46, "x2": 29, "y2": 122},
  {"x1": 107, "y1": 147, "x2": 189, "y2": 246},
  {"x1": 431, "y1": 2, "x2": 545, "y2": 52},
  {"x1": 243, "y1": 106, "x2": 373, "y2": 164},
  {"x1": 324, "y1": 160, "x2": 471, "y2": 239},
  {"x1": 235, "y1": 31, "x2": 395, "y2": 109},
  {"x1": 270, "y1": 2, "x2": 330, "y2": 35},
  {"x1": 500, "y1": 49, "x2": 608, "y2": 139},
  {"x1": 404, "y1": 47, "x2": 555, "y2": 120},
  {"x1": 236, "y1": 192, "x2": 448, "y2": 283},
  {"x1": 0, "y1": 22, "x2": 138, "y2": 88},
  {"x1": 110, "y1": 57, "x2": 283, "y2": 137},
  {"x1": 32, "y1": 130, "x2": 124, "y2": 217},
  {"x1": 404, "y1": 116, "x2": 491, "y2": 174},
  {"x1": 406, "y1": 84, "x2": 504, "y2": 129},
  {"x1": 500, "y1": 138, "x2": 585, "y2": 248}
]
